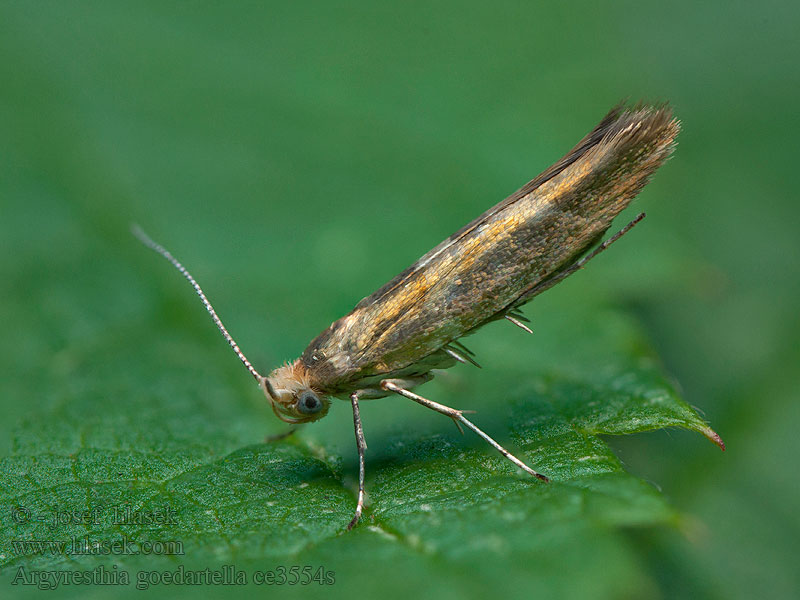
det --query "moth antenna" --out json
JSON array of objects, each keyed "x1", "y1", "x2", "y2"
[{"x1": 131, "y1": 224, "x2": 264, "y2": 383}]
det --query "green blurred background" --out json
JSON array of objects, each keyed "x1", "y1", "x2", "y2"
[{"x1": 1, "y1": 1, "x2": 797, "y2": 598}]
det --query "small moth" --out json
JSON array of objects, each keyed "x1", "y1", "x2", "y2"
[{"x1": 135, "y1": 102, "x2": 720, "y2": 529}]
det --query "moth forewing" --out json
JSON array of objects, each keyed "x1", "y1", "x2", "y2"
[{"x1": 300, "y1": 104, "x2": 680, "y2": 392}]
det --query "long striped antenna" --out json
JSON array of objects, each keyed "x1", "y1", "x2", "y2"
[{"x1": 132, "y1": 224, "x2": 264, "y2": 382}]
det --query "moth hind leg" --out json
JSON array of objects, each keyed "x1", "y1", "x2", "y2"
[
  {"x1": 518, "y1": 212, "x2": 646, "y2": 304},
  {"x1": 379, "y1": 380, "x2": 548, "y2": 482},
  {"x1": 504, "y1": 311, "x2": 533, "y2": 335}
]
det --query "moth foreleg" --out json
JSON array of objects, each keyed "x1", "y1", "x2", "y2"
[
  {"x1": 264, "y1": 427, "x2": 298, "y2": 443},
  {"x1": 347, "y1": 392, "x2": 368, "y2": 530},
  {"x1": 380, "y1": 381, "x2": 549, "y2": 482}
]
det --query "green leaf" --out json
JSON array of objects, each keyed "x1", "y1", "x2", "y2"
[{"x1": 0, "y1": 285, "x2": 719, "y2": 598}]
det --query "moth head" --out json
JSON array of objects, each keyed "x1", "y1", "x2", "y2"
[
  {"x1": 131, "y1": 227, "x2": 331, "y2": 425},
  {"x1": 260, "y1": 362, "x2": 330, "y2": 424}
]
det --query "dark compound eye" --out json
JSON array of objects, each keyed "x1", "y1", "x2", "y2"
[{"x1": 297, "y1": 391, "x2": 322, "y2": 415}]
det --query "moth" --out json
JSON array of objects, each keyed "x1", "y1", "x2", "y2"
[{"x1": 135, "y1": 102, "x2": 704, "y2": 530}]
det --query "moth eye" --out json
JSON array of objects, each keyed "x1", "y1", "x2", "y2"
[{"x1": 297, "y1": 391, "x2": 322, "y2": 415}]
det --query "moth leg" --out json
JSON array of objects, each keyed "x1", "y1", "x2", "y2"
[
  {"x1": 380, "y1": 381, "x2": 549, "y2": 482},
  {"x1": 264, "y1": 427, "x2": 298, "y2": 443},
  {"x1": 347, "y1": 392, "x2": 368, "y2": 530},
  {"x1": 444, "y1": 342, "x2": 481, "y2": 368},
  {"x1": 452, "y1": 418, "x2": 466, "y2": 436},
  {"x1": 504, "y1": 314, "x2": 533, "y2": 334},
  {"x1": 521, "y1": 213, "x2": 646, "y2": 301}
]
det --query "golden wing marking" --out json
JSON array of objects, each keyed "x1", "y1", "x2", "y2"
[{"x1": 301, "y1": 104, "x2": 679, "y2": 394}]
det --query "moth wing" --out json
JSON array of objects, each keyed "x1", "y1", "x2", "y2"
[{"x1": 301, "y1": 104, "x2": 679, "y2": 395}]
